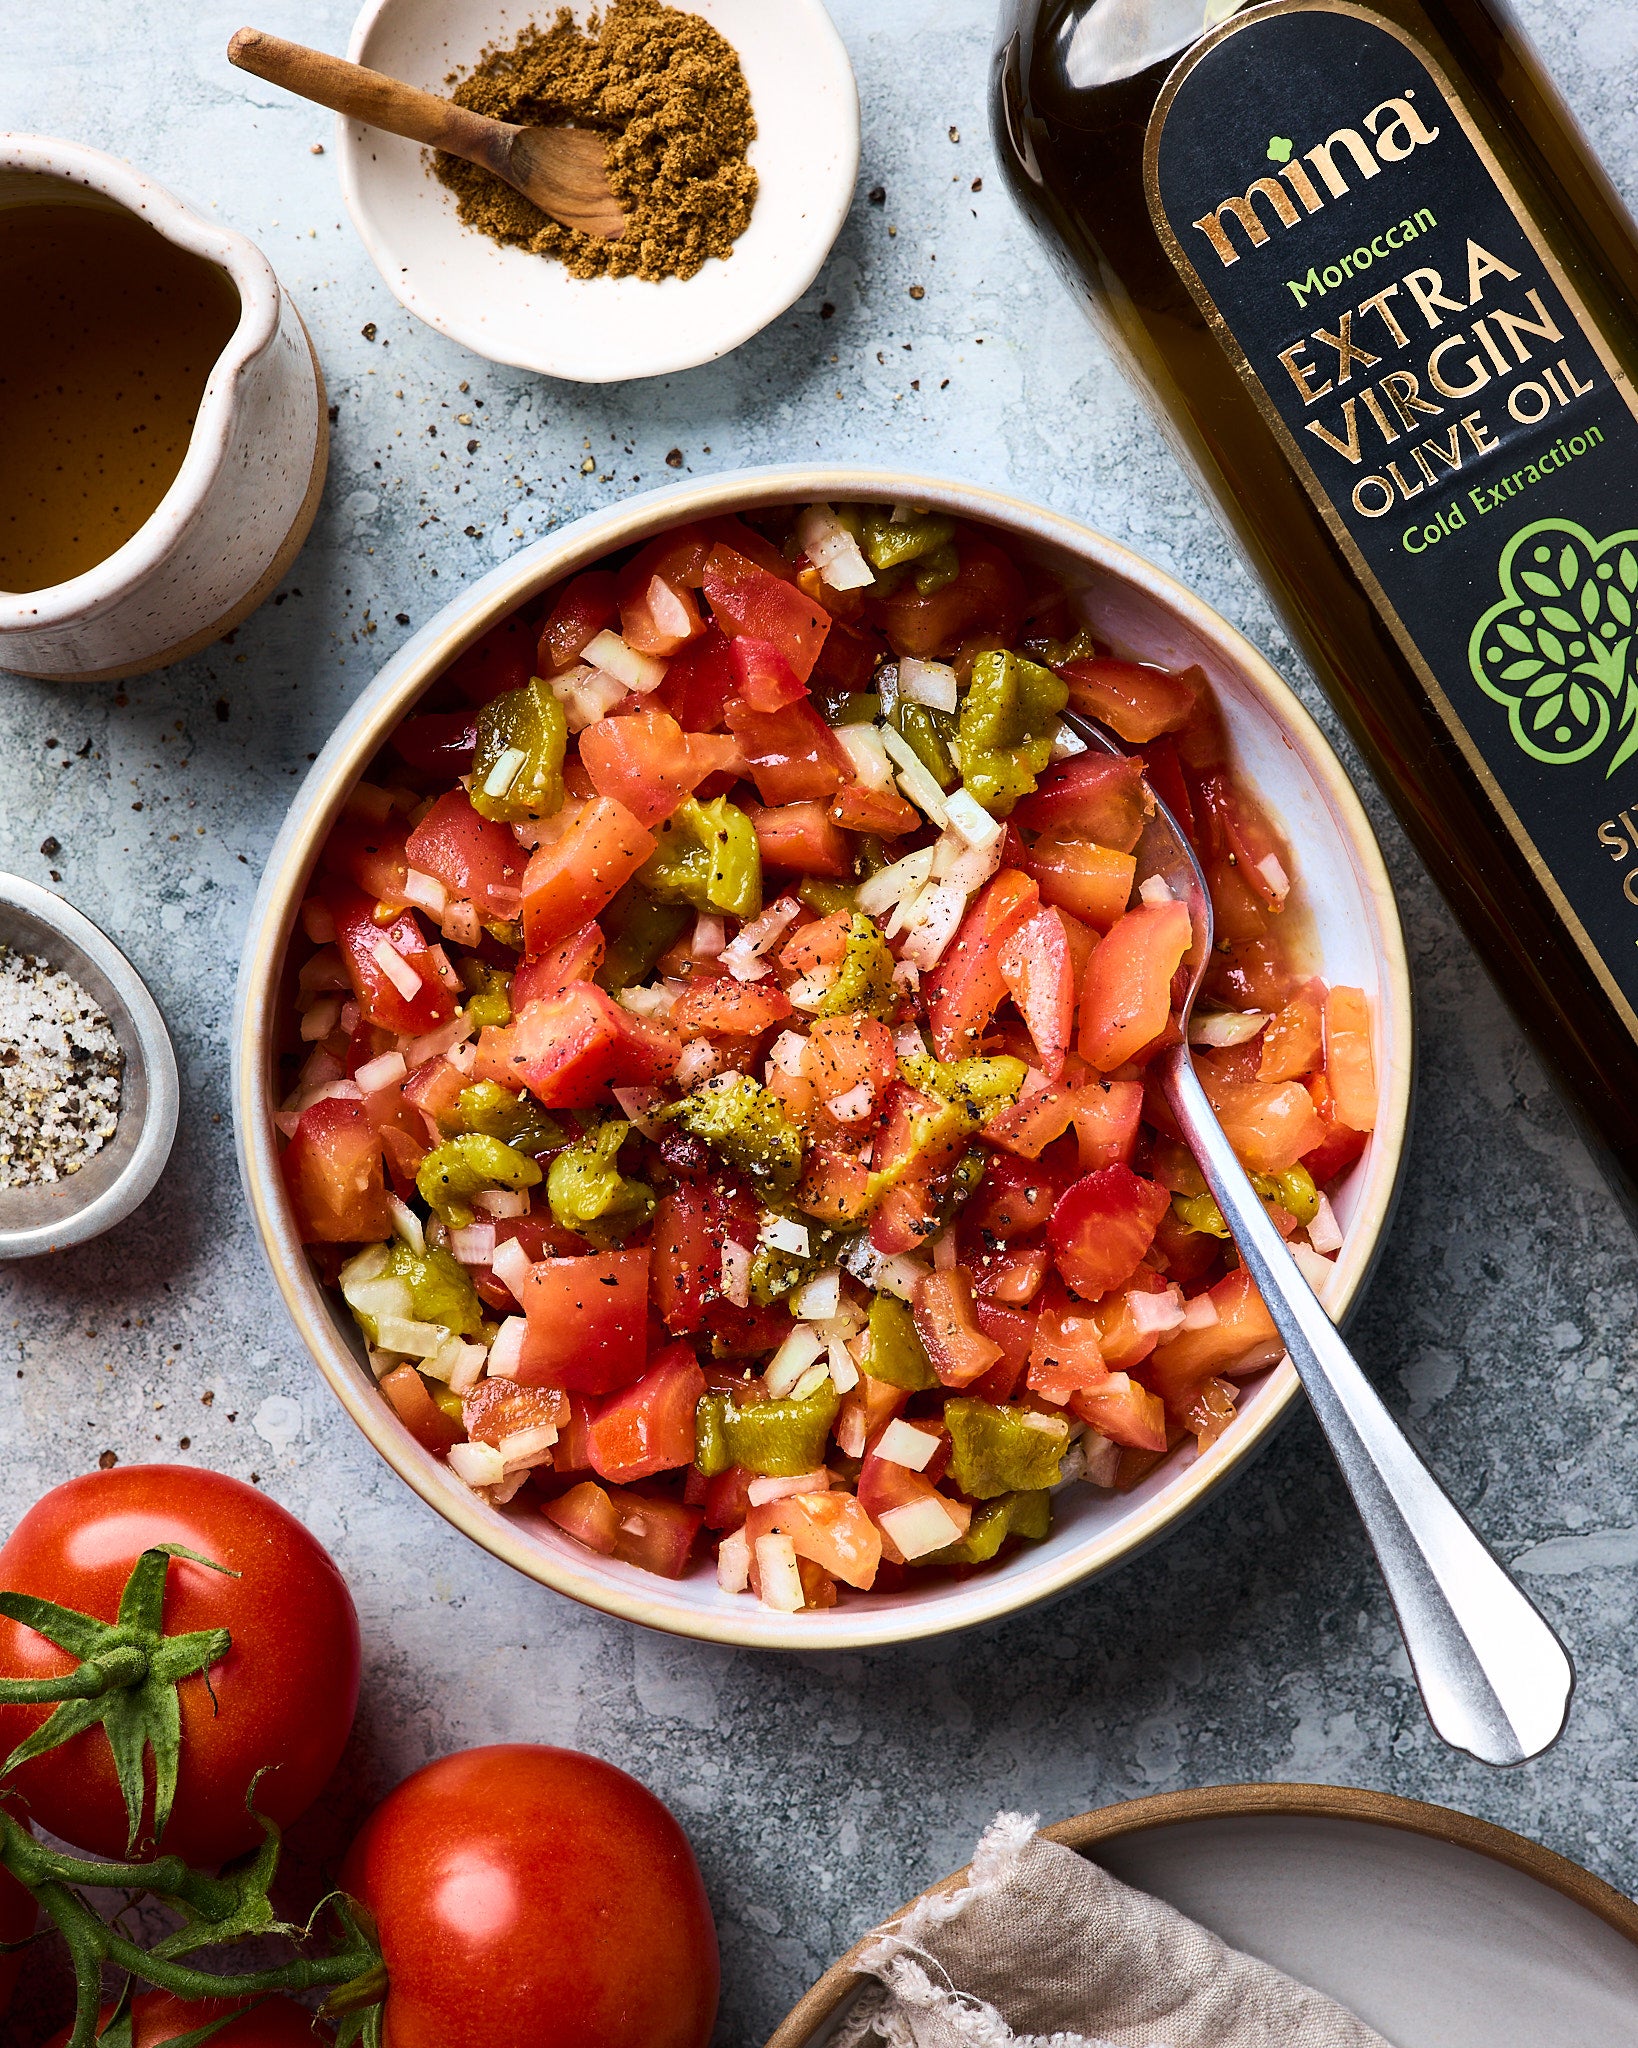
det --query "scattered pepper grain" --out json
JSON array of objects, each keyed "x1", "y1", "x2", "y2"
[{"x1": 434, "y1": 0, "x2": 757, "y2": 281}]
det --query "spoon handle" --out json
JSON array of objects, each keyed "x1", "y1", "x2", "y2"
[
  {"x1": 228, "y1": 29, "x2": 512, "y2": 175},
  {"x1": 1162, "y1": 1048, "x2": 1573, "y2": 1766}
]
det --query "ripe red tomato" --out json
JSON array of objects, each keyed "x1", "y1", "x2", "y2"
[
  {"x1": 341, "y1": 1745, "x2": 718, "y2": 2048},
  {"x1": 46, "y1": 1991, "x2": 323, "y2": 2047},
  {"x1": 0, "y1": 1467, "x2": 360, "y2": 1865}
]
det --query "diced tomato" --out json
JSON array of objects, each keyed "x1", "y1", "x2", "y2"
[
  {"x1": 1260, "y1": 981, "x2": 1325, "y2": 1081},
  {"x1": 617, "y1": 525, "x2": 714, "y2": 605},
  {"x1": 403, "y1": 1053, "x2": 468, "y2": 1137},
  {"x1": 537, "y1": 570, "x2": 618, "y2": 675},
  {"x1": 1048, "y1": 1164, "x2": 1171, "y2": 1300},
  {"x1": 729, "y1": 636, "x2": 807, "y2": 710},
  {"x1": 379, "y1": 1364, "x2": 464, "y2": 1452},
  {"x1": 835, "y1": 1375, "x2": 908, "y2": 1461},
  {"x1": 1204, "y1": 1077, "x2": 1326, "y2": 1174},
  {"x1": 282, "y1": 1095, "x2": 393, "y2": 1244},
  {"x1": 811, "y1": 616, "x2": 888, "y2": 698},
  {"x1": 1081, "y1": 1287, "x2": 1160, "y2": 1372},
  {"x1": 867, "y1": 1084, "x2": 968, "y2": 1254},
  {"x1": 321, "y1": 814, "x2": 411, "y2": 909},
  {"x1": 392, "y1": 707, "x2": 478, "y2": 776},
  {"x1": 620, "y1": 572, "x2": 705, "y2": 658},
  {"x1": 829, "y1": 781, "x2": 922, "y2": 837},
  {"x1": 703, "y1": 1465, "x2": 755, "y2": 1531},
  {"x1": 519, "y1": 797, "x2": 655, "y2": 952},
  {"x1": 923, "y1": 869, "x2": 1040, "y2": 1060},
  {"x1": 778, "y1": 909, "x2": 851, "y2": 981},
  {"x1": 1071, "y1": 1078, "x2": 1145, "y2": 1170},
  {"x1": 587, "y1": 1342, "x2": 706, "y2": 1482},
  {"x1": 541, "y1": 1479, "x2": 620, "y2": 1554},
  {"x1": 654, "y1": 625, "x2": 737, "y2": 731},
  {"x1": 577, "y1": 707, "x2": 737, "y2": 828},
  {"x1": 750, "y1": 799, "x2": 853, "y2": 877},
  {"x1": 1077, "y1": 899, "x2": 1191, "y2": 1072},
  {"x1": 463, "y1": 1378, "x2": 569, "y2": 1447},
  {"x1": 725, "y1": 698, "x2": 851, "y2": 805},
  {"x1": 542, "y1": 1480, "x2": 702, "y2": 1577},
  {"x1": 445, "y1": 611, "x2": 539, "y2": 705},
  {"x1": 651, "y1": 1179, "x2": 756, "y2": 1333},
  {"x1": 513, "y1": 921, "x2": 605, "y2": 1008},
  {"x1": 1058, "y1": 657, "x2": 1201, "y2": 743},
  {"x1": 323, "y1": 882, "x2": 454, "y2": 1036},
  {"x1": 1302, "y1": 1072, "x2": 1370, "y2": 1186},
  {"x1": 403, "y1": 790, "x2": 525, "y2": 918},
  {"x1": 972, "y1": 1239, "x2": 1050, "y2": 1304},
  {"x1": 966, "y1": 1151, "x2": 1071, "y2": 1240},
  {"x1": 702, "y1": 1296, "x2": 792, "y2": 1357},
  {"x1": 1026, "y1": 1284, "x2": 1108, "y2": 1403},
  {"x1": 1323, "y1": 986, "x2": 1376, "y2": 1133},
  {"x1": 969, "y1": 1297, "x2": 1035, "y2": 1396},
  {"x1": 1068, "y1": 1373, "x2": 1167, "y2": 1451},
  {"x1": 999, "y1": 905, "x2": 1075, "y2": 1080},
  {"x1": 1141, "y1": 1267, "x2": 1281, "y2": 1413},
  {"x1": 797, "y1": 1139, "x2": 872, "y2": 1227},
  {"x1": 1203, "y1": 934, "x2": 1297, "y2": 1011},
  {"x1": 747, "y1": 1490, "x2": 882, "y2": 1590},
  {"x1": 702, "y1": 544, "x2": 832, "y2": 681},
  {"x1": 1024, "y1": 835, "x2": 1135, "y2": 932},
  {"x1": 517, "y1": 1249, "x2": 650, "y2": 1393},
  {"x1": 505, "y1": 984, "x2": 679, "y2": 1108},
  {"x1": 872, "y1": 538, "x2": 1025, "y2": 658},
  {"x1": 550, "y1": 1391, "x2": 598, "y2": 1472},
  {"x1": 806, "y1": 1014, "x2": 895, "y2": 1124},
  {"x1": 912, "y1": 1271, "x2": 1004, "y2": 1388},
  {"x1": 1152, "y1": 1204, "x2": 1226, "y2": 1290},
  {"x1": 672, "y1": 975, "x2": 793, "y2": 1040},
  {"x1": 1014, "y1": 754, "x2": 1151, "y2": 850}
]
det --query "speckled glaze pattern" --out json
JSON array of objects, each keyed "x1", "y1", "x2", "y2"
[
  {"x1": 1, "y1": 3, "x2": 1637, "y2": 2045},
  {"x1": 0, "y1": 137, "x2": 325, "y2": 681}
]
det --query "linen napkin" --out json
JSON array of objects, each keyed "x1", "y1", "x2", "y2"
[{"x1": 835, "y1": 1811, "x2": 1391, "y2": 2048}]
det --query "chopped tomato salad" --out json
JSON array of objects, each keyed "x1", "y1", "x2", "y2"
[{"x1": 279, "y1": 503, "x2": 1377, "y2": 1611}]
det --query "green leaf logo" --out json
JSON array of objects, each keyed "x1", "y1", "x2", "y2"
[
  {"x1": 1266, "y1": 135, "x2": 1294, "y2": 164},
  {"x1": 1469, "y1": 518, "x2": 1638, "y2": 774}
]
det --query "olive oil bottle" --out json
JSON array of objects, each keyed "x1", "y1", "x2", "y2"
[{"x1": 993, "y1": 0, "x2": 1638, "y2": 1218}]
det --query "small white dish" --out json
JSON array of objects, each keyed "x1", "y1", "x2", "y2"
[
  {"x1": 337, "y1": 0, "x2": 860, "y2": 382},
  {"x1": 0, "y1": 876, "x2": 178, "y2": 1257}
]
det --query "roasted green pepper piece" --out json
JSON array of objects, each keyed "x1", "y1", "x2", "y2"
[
  {"x1": 818, "y1": 913, "x2": 896, "y2": 1021},
  {"x1": 454, "y1": 1079, "x2": 563, "y2": 1154},
  {"x1": 344, "y1": 1239, "x2": 487, "y2": 1345},
  {"x1": 899, "y1": 1053, "x2": 1029, "y2": 1125},
  {"x1": 889, "y1": 702, "x2": 958, "y2": 791},
  {"x1": 1253, "y1": 1164, "x2": 1320, "y2": 1225},
  {"x1": 639, "y1": 794, "x2": 762, "y2": 922},
  {"x1": 831, "y1": 692, "x2": 883, "y2": 726},
  {"x1": 945, "y1": 1399, "x2": 1070, "y2": 1499},
  {"x1": 663, "y1": 1072, "x2": 803, "y2": 1195},
  {"x1": 863, "y1": 1293, "x2": 937, "y2": 1391},
  {"x1": 471, "y1": 675, "x2": 567, "y2": 823},
  {"x1": 416, "y1": 1133, "x2": 542, "y2": 1229},
  {"x1": 859, "y1": 510, "x2": 956, "y2": 573},
  {"x1": 912, "y1": 543, "x2": 960, "y2": 595},
  {"x1": 798, "y1": 877, "x2": 857, "y2": 918},
  {"x1": 546, "y1": 1119, "x2": 654, "y2": 1246},
  {"x1": 958, "y1": 649, "x2": 1069, "y2": 817},
  {"x1": 459, "y1": 960, "x2": 513, "y2": 1030},
  {"x1": 1172, "y1": 1191, "x2": 1231, "y2": 1239},
  {"x1": 596, "y1": 882, "x2": 690, "y2": 991},
  {"x1": 694, "y1": 1382, "x2": 842, "y2": 1478},
  {"x1": 919, "y1": 1489, "x2": 1053, "y2": 1566}
]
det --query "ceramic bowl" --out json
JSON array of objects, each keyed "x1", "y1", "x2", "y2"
[
  {"x1": 0, "y1": 135, "x2": 326, "y2": 683},
  {"x1": 0, "y1": 875, "x2": 178, "y2": 1257},
  {"x1": 336, "y1": 0, "x2": 859, "y2": 381},
  {"x1": 769, "y1": 1784, "x2": 1638, "y2": 2048},
  {"x1": 233, "y1": 466, "x2": 1413, "y2": 1647}
]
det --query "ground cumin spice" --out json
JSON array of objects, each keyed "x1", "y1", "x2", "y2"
[{"x1": 435, "y1": 0, "x2": 757, "y2": 282}]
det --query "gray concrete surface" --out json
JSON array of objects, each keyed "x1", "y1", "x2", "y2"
[{"x1": 4, "y1": 1, "x2": 1638, "y2": 2039}]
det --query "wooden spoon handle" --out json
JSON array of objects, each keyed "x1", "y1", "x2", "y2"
[{"x1": 227, "y1": 28, "x2": 512, "y2": 172}]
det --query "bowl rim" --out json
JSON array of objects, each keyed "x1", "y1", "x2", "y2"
[
  {"x1": 762, "y1": 1781, "x2": 1638, "y2": 2048},
  {"x1": 0, "y1": 873, "x2": 179, "y2": 1256},
  {"x1": 335, "y1": 0, "x2": 862, "y2": 382},
  {"x1": 232, "y1": 463, "x2": 1413, "y2": 1648}
]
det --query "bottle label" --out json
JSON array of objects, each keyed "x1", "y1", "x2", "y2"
[{"x1": 1146, "y1": 0, "x2": 1638, "y2": 1035}]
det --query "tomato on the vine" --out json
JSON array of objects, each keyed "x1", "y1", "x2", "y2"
[
  {"x1": 0, "y1": 1853, "x2": 30, "y2": 2020},
  {"x1": 0, "y1": 1467, "x2": 360, "y2": 1865},
  {"x1": 341, "y1": 1744, "x2": 718, "y2": 2048},
  {"x1": 47, "y1": 1991, "x2": 324, "y2": 2046}
]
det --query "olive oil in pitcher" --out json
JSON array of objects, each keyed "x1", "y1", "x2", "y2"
[{"x1": 992, "y1": 0, "x2": 1638, "y2": 1218}]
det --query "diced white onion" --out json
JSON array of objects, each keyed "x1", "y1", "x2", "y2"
[
  {"x1": 876, "y1": 1419, "x2": 939, "y2": 1471},
  {"x1": 896, "y1": 657, "x2": 959, "y2": 714},
  {"x1": 340, "y1": 1241, "x2": 391, "y2": 1287},
  {"x1": 1128, "y1": 1286, "x2": 1186, "y2": 1337},
  {"x1": 386, "y1": 1194, "x2": 425, "y2": 1256},
  {"x1": 721, "y1": 896, "x2": 801, "y2": 980},
  {"x1": 497, "y1": 1423, "x2": 559, "y2": 1469},
  {"x1": 356, "y1": 1050, "x2": 409, "y2": 1095},
  {"x1": 450, "y1": 1221, "x2": 497, "y2": 1265},
  {"x1": 442, "y1": 898, "x2": 481, "y2": 948},
  {"x1": 676, "y1": 1040, "x2": 723, "y2": 1089},
  {"x1": 473, "y1": 1188, "x2": 530, "y2": 1218},
  {"x1": 1079, "y1": 1431, "x2": 1122, "y2": 1487},
  {"x1": 840, "y1": 1237, "x2": 885, "y2": 1286},
  {"x1": 834, "y1": 723, "x2": 894, "y2": 792},
  {"x1": 1180, "y1": 1292, "x2": 1220, "y2": 1331},
  {"x1": 403, "y1": 867, "x2": 449, "y2": 917},
  {"x1": 760, "y1": 1215, "x2": 811, "y2": 1257},
  {"x1": 894, "y1": 1026, "x2": 928, "y2": 1061},
  {"x1": 374, "y1": 1316, "x2": 447, "y2": 1359},
  {"x1": 1258, "y1": 852, "x2": 1292, "y2": 901},
  {"x1": 824, "y1": 1082, "x2": 874, "y2": 1126},
  {"x1": 407, "y1": 1015, "x2": 473, "y2": 1067},
  {"x1": 1188, "y1": 1010, "x2": 1267, "y2": 1048},
  {"x1": 481, "y1": 748, "x2": 528, "y2": 800},
  {"x1": 828, "y1": 1338, "x2": 859, "y2": 1392},
  {"x1": 873, "y1": 1252, "x2": 931, "y2": 1302},
  {"x1": 795, "y1": 504, "x2": 876, "y2": 591},
  {"x1": 646, "y1": 574, "x2": 695, "y2": 643},
  {"x1": 875, "y1": 662, "x2": 900, "y2": 711},
  {"x1": 582, "y1": 628, "x2": 667, "y2": 694},
  {"x1": 792, "y1": 1268, "x2": 841, "y2": 1320},
  {"x1": 930, "y1": 827, "x2": 1003, "y2": 895},
  {"x1": 765, "y1": 1323, "x2": 826, "y2": 1396},
  {"x1": 944, "y1": 786, "x2": 1003, "y2": 849},
  {"x1": 448, "y1": 1340, "x2": 489, "y2": 1393},
  {"x1": 1049, "y1": 720, "x2": 1089, "y2": 762},
  {"x1": 617, "y1": 983, "x2": 675, "y2": 1018},
  {"x1": 768, "y1": 1030, "x2": 809, "y2": 1078},
  {"x1": 879, "y1": 724, "x2": 951, "y2": 827},
  {"x1": 1308, "y1": 1191, "x2": 1344, "y2": 1255},
  {"x1": 691, "y1": 914, "x2": 726, "y2": 960},
  {"x1": 785, "y1": 973, "x2": 833, "y2": 1013},
  {"x1": 755, "y1": 1532, "x2": 805, "y2": 1611},
  {"x1": 610, "y1": 1085, "x2": 665, "y2": 1138},
  {"x1": 490, "y1": 1238, "x2": 535, "y2": 1301},
  {"x1": 372, "y1": 937, "x2": 423, "y2": 1000},
  {"x1": 931, "y1": 1230, "x2": 958, "y2": 1273},
  {"x1": 898, "y1": 881, "x2": 968, "y2": 969},
  {"x1": 300, "y1": 996, "x2": 342, "y2": 1043},
  {"x1": 747, "y1": 1469, "x2": 831, "y2": 1505},
  {"x1": 552, "y1": 665, "x2": 629, "y2": 732},
  {"x1": 788, "y1": 1359, "x2": 833, "y2": 1403},
  {"x1": 1138, "y1": 875, "x2": 1175, "y2": 907},
  {"x1": 448, "y1": 1440, "x2": 507, "y2": 1489},
  {"x1": 717, "y1": 1527, "x2": 751, "y2": 1594},
  {"x1": 856, "y1": 844, "x2": 936, "y2": 919},
  {"x1": 720, "y1": 1240, "x2": 752, "y2": 1309},
  {"x1": 1290, "y1": 1242, "x2": 1337, "y2": 1300},
  {"x1": 835, "y1": 1397, "x2": 868, "y2": 1458},
  {"x1": 338, "y1": 1000, "x2": 360, "y2": 1037},
  {"x1": 427, "y1": 943, "x2": 463, "y2": 995},
  {"x1": 879, "y1": 1497, "x2": 963, "y2": 1561},
  {"x1": 486, "y1": 1316, "x2": 528, "y2": 1378}
]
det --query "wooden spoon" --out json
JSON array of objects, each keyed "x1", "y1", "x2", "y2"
[{"x1": 227, "y1": 28, "x2": 626, "y2": 240}]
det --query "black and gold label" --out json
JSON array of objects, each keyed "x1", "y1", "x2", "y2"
[{"x1": 1147, "y1": 0, "x2": 1638, "y2": 1037}]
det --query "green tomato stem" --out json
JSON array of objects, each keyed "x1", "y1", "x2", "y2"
[{"x1": 0, "y1": 1643, "x2": 150, "y2": 1703}]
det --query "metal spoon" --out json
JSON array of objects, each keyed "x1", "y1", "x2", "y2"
[
  {"x1": 1062, "y1": 709, "x2": 1574, "y2": 1766},
  {"x1": 227, "y1": 29, "x2": 627, "y2": 242}
]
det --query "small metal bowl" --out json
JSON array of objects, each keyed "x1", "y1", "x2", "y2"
[{"x1": 0, "y1": 875, "x2": 178, "y2": 1257}]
